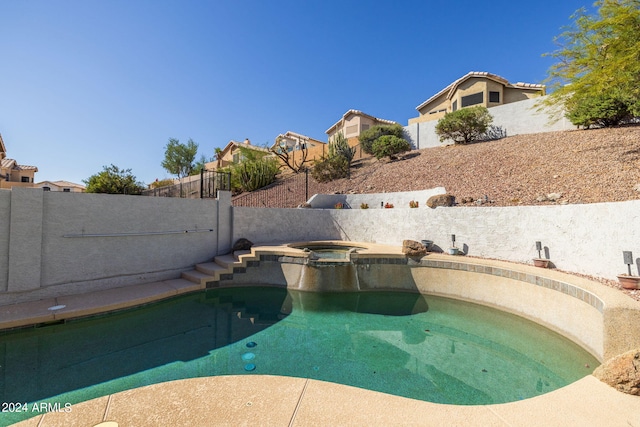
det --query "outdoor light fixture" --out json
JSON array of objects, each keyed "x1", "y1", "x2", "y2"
[
  {"x1": 623, "y1": 251, "x2": 633, "y2": 276},
  {"x1": 451, "y1": 234, "x2": 456, "y2": 247},
  {"x1": 536, "y1": 241, "x2": 542, "y2": 259}
]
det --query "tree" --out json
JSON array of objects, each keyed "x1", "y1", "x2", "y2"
[
  {"x1": 544, "y1": 0, "x2": 640, "y2": 126},
  {"x1": 192, "y1": 154, "x2": 214, "y2": 175},
  {"x1": 358, "y1": 124, "x2": 405, "y2": 154},
  {"x1": 270, "y1": 136, "x2": 310, "y2": 173},
  {"x1": 371, "y1": 135, "x2": 411, "y2": 159},
  {"x1": 83, "y1": 164, "x2": 145, "y2": 194},
  {"x1": 435, "y1": 106, "x2": 493, "y2": 144},
  {"x1": 214, "y1": 147, "x2": 223, "y2": 169},
  {"x1": 161, "y1": 138, "x2": 198, "y2": 178}
]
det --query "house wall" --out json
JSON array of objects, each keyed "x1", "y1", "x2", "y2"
[
  {"x1": 0, "y1": 188, "x2": 231, "y2": 304},
  {"x1": 405, "y1": 96, "x2": 575, "y2": 150}
]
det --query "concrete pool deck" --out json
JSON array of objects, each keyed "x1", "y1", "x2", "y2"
[
  {"x1": 2, "y1": 244, "x2": 640, "y2": 426},
  {"x1": 8, "y1": 375, "x2": 640, "y2": 426}
]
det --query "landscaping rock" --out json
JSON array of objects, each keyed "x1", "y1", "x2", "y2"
[
  {"x1": 593, "y1": 348, "x2": 640, "y2": 395},
  {"x1": 426, "y1": 194, "x2": 455, "y2": 208},
  {"x1": 547, "y1": 192, "x2": 562, "y2": 202},
  {"x1": 402, "y1": 240, "x2": 427, "y2": 257},
  {"x1": 232, "y1": 238, "x2": 253, "y2": 252}
]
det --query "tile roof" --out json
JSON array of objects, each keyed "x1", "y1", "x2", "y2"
[{"x1": 1, "y1": 158, "x2": 38, "y2": 171}]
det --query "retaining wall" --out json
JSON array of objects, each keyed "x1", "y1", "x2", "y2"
[{"x1": 232, "y1": 198, "x2": 640, "y2": 281}]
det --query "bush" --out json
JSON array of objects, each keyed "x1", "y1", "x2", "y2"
[
  {"x1": 311, "y1": 155, "x2": 350, "y2": 183},
  {"x1": 566, "y1": 92, "x2": 633, "y2": 128},
  {"x1": 435, "y1": 106, "x2": 493, "y2": 144},
  {"x1": 372, "y1": 135, "x2": 411, "y2": 159},
  {"x1": 358, "y1": 124, "x2": 405, "y2": 154}
]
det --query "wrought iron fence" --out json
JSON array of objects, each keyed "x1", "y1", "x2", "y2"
[
  {"x1": 231, "y1": 169, "x2": 316, "y2": 208},
  {"x1": 142, "y1": 170, "x2": 231, "y2": 199}
]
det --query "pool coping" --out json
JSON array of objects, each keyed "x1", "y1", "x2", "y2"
[{"x1": 2, "y1": 242, "x2": 640, "y2": 426}]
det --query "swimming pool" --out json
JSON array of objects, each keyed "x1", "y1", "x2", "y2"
[{"x1": 0, "y1": 286, "x2": 597, "y2": 425}]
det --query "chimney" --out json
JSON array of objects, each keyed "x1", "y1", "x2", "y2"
[{"x1": 244, "y1": 138, "x2": 251, "y2": 145}]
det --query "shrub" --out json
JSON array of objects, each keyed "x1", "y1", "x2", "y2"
[
  {"x1": 311, "y1": 155, "x2": 350, "y2": 182},
  {"x1": 358, "y1": 123, "x2": 405, "y2": 154},
  {"x1": 372, "y1": 135, "x2": 411, "y2": 159},
  {"x1": 566, "y1": 92, "x2": 633, "y2": 128},
  {"x1": 435, "y1": 106, "x2": 493, "y2": 144},
  {"x1": 334, "y1": 202, "x2": 344, "y2": 209},
  {"x1": 360, "y1": 203, "x2": 369, "y2": 209},
  {"x1": 409, "y1": 200, "x2": 419, "y2": 208},
  {"x1": 384, "y1": 202, "x2": 394, "y2": 208},
  {"x1": 229, "y1": 156, "x2": 279, "y2": 192},
  {"x1": 329, "y1": 132, "x2": 355, "y2": 165}
]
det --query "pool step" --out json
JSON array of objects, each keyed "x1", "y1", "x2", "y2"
[{"x1": 181, "y1": 251, "x2": 257, "y2": 286}]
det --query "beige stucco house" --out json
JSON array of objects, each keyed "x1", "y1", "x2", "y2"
[
  {"x1": 35, "y1": 180, "x2": 86, "y2": 192},
  {"x1": 270, "y1": 131, "x2": 325, "y2": 154},
  {"x1": 326, "y1": 110, "x2": 398, "y2": 142},
  {"x1": 409, "y1": 71, "x2": 545, "y2": 124},
  {"x1": 206, "y1": 138, "x2": 271, "y2": 170},
  {"x1": 0, "y1": 134, "x2": 38, "y2": 189}
]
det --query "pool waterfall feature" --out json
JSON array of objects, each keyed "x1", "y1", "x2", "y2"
[{"x1": 208, "y1": 241, "x2": 640, "y2": 363}]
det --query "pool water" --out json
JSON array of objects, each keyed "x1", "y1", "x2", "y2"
[{"x1": 0, "y1": 287, "x2": 597, "y2": 425}]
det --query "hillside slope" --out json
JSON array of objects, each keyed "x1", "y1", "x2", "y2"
[{"x1": 309, "y1": 126, "x2": 640, "y2": 207}]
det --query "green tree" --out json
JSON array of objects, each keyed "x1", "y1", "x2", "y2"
[
  {"x1": 372, "y1": 135, "x2": 411, "y2": 159},
  {"x1": 161, "y1": 138, "x2": 198, "y2": 178},
  {"x1": 192, "y1": 154, "x2": 214, "y2": 175},
  {"x1": 83, "y1": 164, "x2": 145, "y2": 194},
  {"x1": 358, "y1": 124, "x2": 405, "y2": 154},
  {"x1": 435, "y1": 106, "x2": 493, "y2": 144},
  {"x1": 544, "y1": 0, "x2": 640, "y2": 126}
]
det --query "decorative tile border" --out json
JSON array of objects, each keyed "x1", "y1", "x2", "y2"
[{"x1": 244, "y1": 253, "x2": 606, "y2": 314}]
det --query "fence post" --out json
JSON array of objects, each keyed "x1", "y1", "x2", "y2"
[
  {"x1": 305, "y1": 168, "x2": 309, "y2": 202},
  {"x1": 200, "y1": 169, "x2": 204, "y2": 199}
]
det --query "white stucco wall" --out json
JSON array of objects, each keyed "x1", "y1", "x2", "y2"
[
  {"x1": 405, "y1": 96, "x2": 576, "y2": 149},
  {"x1": 234, "y1": 199, "x2": 640, "y2": 281},
  {"x1": 306, "y1": 188, "x2": 446, "y2": 209}
]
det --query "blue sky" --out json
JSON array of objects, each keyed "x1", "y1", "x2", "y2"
[{"x1": 0, "y1": 0, "x2": 592, "y2": 185}]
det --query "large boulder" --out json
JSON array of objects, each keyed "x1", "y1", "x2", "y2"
[
  {"x1": 232, "y1": 238, "x2": 254, "y2": 252},
  {"x1": 426, "y1": 194, "x2": 455, "y2": 209},
  {"x1": 593, "y1": 348, "x2": 640, "y2": 395},
  {"x1": 402, "y1": 240, "x2": 427, "y2": 257}
]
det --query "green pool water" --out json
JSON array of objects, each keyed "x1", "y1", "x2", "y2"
[{"x1": 0, "y1": 287, "x2": 598, "y2": 425}]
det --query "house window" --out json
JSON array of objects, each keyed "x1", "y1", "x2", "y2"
[
  {"x1": 21, "y1": 176, "x2": 30, "y2": 183},
  {"x1": 232, "y1": 153, "x2": 240, "y2": 163},
  {"x1": 489, "y1": 91, "x2": 500, "y2": 103},
  {"x1": 361, "y1": 124, "x2": 370, "y2": 132},
  {"x1": 452, "y1": 100, "x2": 458, "y2": 111},
  {"x1": 42, "y1": 187, "x2": 51, "y2": 191},
  {"x1": 63, "y1": 188, "x2": 71, "y2": 192},
  {"x1": 461, "y1": 92, "x2": 483, "y2": 107},
  {"x1": 346, "y1": 124, "x2": 358, "y2": 135}
]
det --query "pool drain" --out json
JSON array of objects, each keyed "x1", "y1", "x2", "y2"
[
  {"x1": 246, "y1": 341, "x2": 257, "y2": 348},
  {"x1": 244, "y1": 363, "x2": 256, "y2": 371},
  {"x1": 242, "y1": 352, "x2": 255, "y2": 361}
]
